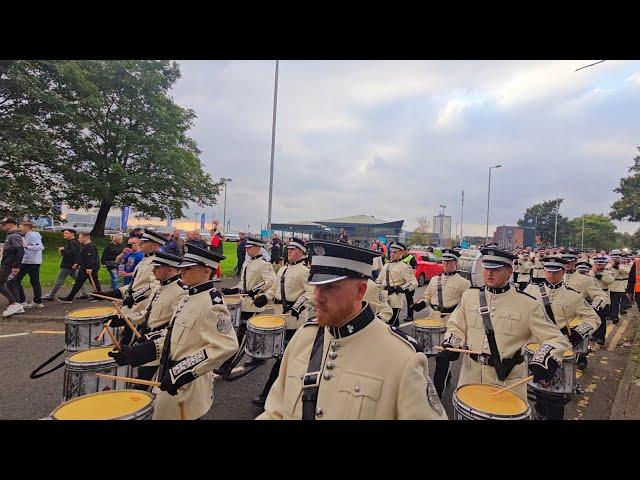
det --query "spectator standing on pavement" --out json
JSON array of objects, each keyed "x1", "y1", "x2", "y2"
[
  {"x1": 187, "y1": 230, "x2": 208, "y2": 250},
  {"x1": 161, "y1": 229, "x2": 182, "y2": 256},
  {"x1": 43, "y1": 229, "x2": 90, "y2": 301},
  {"x1": 210, "y1": 219, "x2": 224, "y2": 282},
  {"x1": 270, "y1": 235, "x2": 282, "y2": 265},
  {"x1": 236, "y1": 232, "x2": 247, "y2": 275},
  {"x1": 338, "y1": 227, "x2": 349, "y2": 243},
  {"x1": 0, "y1": 217, "x2": 24, "y2": 317},
  {"x1": 57, "y1": 233, "x2": 101, "y2": 303},
  {"x1": 101, "y1": 234, "x2": 125, "y2": 291},
  {"x1": 115, "y1": 237, "x2": 144, "y2": 286},
  {"x1": 15, "y1": 220, "x2": 45, "y2": 309}
]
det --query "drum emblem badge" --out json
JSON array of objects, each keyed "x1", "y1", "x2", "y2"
[
  {"x1": 217, "y1": 314, "x2": 233, "y2": 334},
  {"x1": 426, "y1": 378, "x2": 444, "y2": 416}
]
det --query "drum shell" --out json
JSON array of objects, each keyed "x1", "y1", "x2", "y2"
[
  {"x1": 411, "y1": 322, "x2": 446, "y2": 355},
  {"x1": 63, "y1": 350, "x2": 134, "y2": 401},
  {"x1": 50, "y1": 390, "x2": 155, "y2": 420},
  {"x1": 452, "y1": 386, "x2": 531, "y2": 420},
  {"x1": 245, "y1": 322, "x2": 286, "y2": 359},
  {"x1": 226, "y1": 302, "x2": 242, "y2": 330},
  {"x1": 64, "y1": 310, "x2": 120, "y2": 352},
  {"x1": 524, "y1": 346, "x2": 576, "y2": 395}
]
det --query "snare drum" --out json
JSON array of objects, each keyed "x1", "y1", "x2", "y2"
[
  {"x1": 245, "y1": 315, "x2": 286, "y2": 359},
  {"x1": 50, "y1": 390, "x2": 154, "y2": 420},
  {"x1": 223, "y1": 294, "x2": 243, "y2": 329},
  {"x1": 64, "y1": 307, "x2": 120, "y2": 351},
  {"x1": 568, "y1": 318, "x2": 589, "y2": 355},
  {"x1": 524, "y1": 343, "x2": 576, "y2": 395},
  {"x1": 411, "y1": 318, "x2": 446, "y2": 355},
  {"x1": 63, "y1": 346, "x2": 133, "y2": 401},
  {"x1": 452, "y1": 383, "x2": 531, "y2": 420}
]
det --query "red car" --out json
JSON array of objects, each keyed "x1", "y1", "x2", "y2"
[{"x1": 408, "y1": 250, "x2": 444, "y2": 286}]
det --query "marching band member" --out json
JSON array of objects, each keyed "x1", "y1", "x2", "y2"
[
  {"x1": 515, "y1": 252, "x2": 533, "y2": 290},
  {"x1": 109, "y1": 244, "x2": 238, "y2": 420},
  {"x1": 257, "y1": 240, "x2": 447, "y2": 420},
  {"x1": 437, "y1": 247, "x2": 571, "y2": 404},
  {"x1": 411, "y1": 248, "x2": 471, "y2": 397},
  {"x1": 590, "y1": 256, "x2": 614, "y2": 345},
  {"x1": 608, "y1": 250, "x2": 630, "y2": 325},
  {"x1": 364, "y1": 277, "x2": 393, "y2": 323},
  {"x1": 376, "y1": 242, "x2": 418, "y2": 327}
]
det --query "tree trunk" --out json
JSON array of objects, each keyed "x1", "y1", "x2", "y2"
[{"x1": 91, "y1": 199, "x2": 112, "y2": 237}]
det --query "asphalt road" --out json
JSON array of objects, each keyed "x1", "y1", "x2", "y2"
[{"x1": 0, "y1": 282, "x2": 636, "y2": 420}]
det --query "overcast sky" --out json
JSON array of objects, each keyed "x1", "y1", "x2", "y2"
[{"x1": 169, "y1": 60, "x2": 640, "y2": 236}]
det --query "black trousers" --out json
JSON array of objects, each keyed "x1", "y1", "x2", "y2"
[
  {"x1": 533, "y1": 397, "x2": 566, "y2": 420},
  {"x1": 593, "y1": 305, "x2": 610, "y2": 342},
  {"x1": 610, "y1": 292, "x2": 623, "y2": 321},
  {"x1": 15, "y1": 264, "x2": 42, "y2": 304},
  {"x1": 67, "y1": 269, "x2": 101, "y2": 299},
  {"x1": 404, "y1": 290, "x2": 414, "y2": 319},
  {"x1": 433, "y1": 355, "x2": 451, "y2": 398},
  {"x1": 132, "y1": 366, "x2": 158, "y2": 391},
  {"x1": 259, "y1": 329, "x2": 297, "y2": 398},
  {"x1": 620, "y1": 293, "x2": 631, "y2": 312},
  {"x1": 389, "y1": 308, "x2": 401, "y2": 328},
  {"x1": 0, "y1": 265, "x2": 19, "y2": 304}
]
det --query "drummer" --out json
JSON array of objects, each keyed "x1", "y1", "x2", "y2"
[
  {"x1": 121, "y1": 251, "x2": 187, "y2": 386},
  {"x1": 524, "y1": 256, "x2": 600, "y2": 376},
  {"x1": 257, "y1": 240, "x2": 447, "y2": 420},
  {"x1": 410, "y1": 248, "x2": 471, "y2": 398},
  {"x1": 437, "y1": 246, "x2": 571, "y2": 404},
  {"x1": 109, "y1": 244, "x2": 238, "y2": 420},
  {"x1": 376, "y1": 242, "x2": 418, "y2": 327},
  {"x1": 221, "y1": 235, "x2": 276, "y2": 370},
  {"x1": 364, "y1": 275, "x2": 393, "y2": 323},
  {"x1": 249, "y1": 237, "x2": 315, "y2": 407}
]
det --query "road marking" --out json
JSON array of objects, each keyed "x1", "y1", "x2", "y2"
[
  {"x1": 607, "y1": 318, "x2": 629, "y2": 351},
  {"x1": 605, "y1": 324, "x2": 613, "y2": 340},
  {"x1": 32, "y1": 330, "x2": 65, "y2": 334},
  {"x1": 0, "y1": 332, "x2": 29, "y2": 339}
]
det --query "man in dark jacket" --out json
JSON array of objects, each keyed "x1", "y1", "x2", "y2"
[
  {"x1": 236, "y1": 232, "x2": 247, "y2": 275},
  {"x1": 0, "y1": 217, "x2": 25, "y2": 317},
  {"x1": 101, "y1": 234, "x2": 124, "y2": 290},
  {"x1": 57, "y1": 233, "x2": 101, "y2": 303},
  {"x1": 42, "y1": 229, "x2": 90, "y2": 301}
]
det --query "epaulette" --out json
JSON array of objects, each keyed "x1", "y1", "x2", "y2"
[
  {"x1": 387, "y1": 325, "x2": 419, "y2": 352},
  {"x1": 210, "y1": 289, "x2": 224, "y2": 305},
  {"x1": 516, "y1": 290, "x2": 537, "y2": 301},
  {"x1": 302, "y1": 319, "x2": 319, "y2": 328}
]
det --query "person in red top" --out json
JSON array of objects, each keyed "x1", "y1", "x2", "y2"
[{"x1": 210, "y1": 219, "x2": 224, "y2": 282}]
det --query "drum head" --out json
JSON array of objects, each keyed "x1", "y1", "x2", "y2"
[
  {"x1": 66, "y1": 307, "x2": 118, "y2": 319},
  {"x1": 456, "y1": 384, "x2": 528, "y2": 418},
  {"x1": 568, "y1": 318, "x2": 581, "y2": 328},
  {"x1": 52, "y1": 390, "x2": 153, "y2": 420},
  {"x1": 413, "y1": 318, "x2": 445, "y2": 328},
  {"x1": 524, "y1": 343, "x2": 540, "y2": 355},
  {"x1": 249, "y1": 315, "x2": 286, "y2": 330},
  {"x1": 67, "y1": 346, "x2": 118, "y2": 365}
]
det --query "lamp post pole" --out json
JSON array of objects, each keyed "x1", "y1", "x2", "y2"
[
  {"x1": 485, "y1": 165, "x2": 502, "y2": 245},
  {"x1": 267, "y1": 60, "x2": 279, "y2": 236}
]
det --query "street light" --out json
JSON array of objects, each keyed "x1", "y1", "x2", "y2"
[
  {"x1": 221, "y1": 178, "x2": 232, "y2": 232},
  {"x1": 267, "y1": 60, "x2": 279, "y2": 236},
  {"x1": 485, "y1": 164, "x2": 502, "y2": 245},
  {"x1": 553, "y1": 196, "x2": 560, "y2": 246}
]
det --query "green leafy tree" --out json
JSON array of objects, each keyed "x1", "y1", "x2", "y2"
[
  {"x1": 610, "y1": 147, "x2": 640, "y2": 222},
  {"x1": 0, "y1": 60, "x2": 65, "y2": 217},
  {"x1": 411, "y1": 216, "x2": 431, "y2": 246},
  {"x1": 567, "y1": 214, "x2": 619, "y2": 251},
  {"x1": 517, "y1": 198, "x2": 571, "y2": 246}
]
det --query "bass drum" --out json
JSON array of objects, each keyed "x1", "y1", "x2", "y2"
[{"x1": 456, "y1": 249, "x2": 484, "y2": 288}]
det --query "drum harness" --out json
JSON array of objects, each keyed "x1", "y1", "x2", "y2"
[
  {"x1": 469, "y1": 289, "x2": 523, "y2": 382},
  {"x1": 275, "y1": 267, "x2": 290, "y2": 313},
  {"x1": 302, "y1": 327, "x2": 326, "y2": 420},
  {"x1": 430, "y1": 275, "x2": 457, "y2": 314}
]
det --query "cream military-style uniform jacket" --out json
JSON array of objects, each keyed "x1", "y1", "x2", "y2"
[
  {"x1": 127, "y1": 274, "x2": 187, "y2": 368},
  {"x1": 150, "y1": 281, "x2": 238, "y2": 420},
  {"x1": 444, "y1": 284, "x2": 571, "y2": 400},
  {"x1": 531, "y1": 256, "x2": 546, "y2": 282},
  {"x1": 516, "y1": 259, "x2": 532, "y2": 283},
  {"x1": 523, "y1": 281, "x2": 601, "y2": 335},
  {"x1": 564, "y1": 270, "x2": 609, "y2": 306},
  {"x1": 419, "y1": 272, "x2": 470, "y2": 321},
  {"x1": 235, "y1": 255, "x2": 277, "y2": 313},
  {"x1": 257, "y1": 302, "x2": 447, "y2": 420},
  {"x1": 364, "y1": 279, "x2": 393, "y2": 323},
  {"x1": 376, "y1": 259, "x2": 418, "y2": 309},
  {"x1": 120, "y1": 253, "x2": 160, "y2": 316},
  {"x1": 591, "y1": 269, "x2": 614, "y2": 301},
  {"x1": 263, "y1": 259, "x2": 315, "y2": 330},
  {"x1": 609, "y1": 263, "x2": 631, "y2": 293}
]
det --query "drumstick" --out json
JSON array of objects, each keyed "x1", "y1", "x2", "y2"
[
  {"x1": 88, "y1": 273, "x2": 98, "y2": 292},
  {"x1": 434, "y1": 346, "x2": 484, "y2": 355},
  {"x1": 95, "y1": 319, "x2": 112, "y2": 341},
  {"x1": 178, "y1": 400, "x2": 186, "y2": 420},
  {"x1": 104, "y1": 326, "x2": 121, "y2": 350},
  {"x1": 562, "y1": 306, "x2": 571, "y2": 335},
  {"x1": 112, "y1": 301, "x2": 142, "y2": 339},
  {"x1": 96, "y1": 373, "x2": 160, "y2": 387},
  {"x1": 492, "y1": 375, "x2": 535, "y2": 396}
]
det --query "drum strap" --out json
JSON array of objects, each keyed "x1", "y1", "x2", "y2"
[
  {"x1": 301, "y1": 327, "x2": 325, "y2": 420},
  {"x1": 437, "y1": 276, "x2": 444, "y2": 311},
  {"x1": 141, "y1": 289, "x2": 162, "y2": 334},
  {"x1": 242, "y1": 263, "x2": 248, "y2": 293},
  {"x1": 478, "y1": 289, "x2": 508, "y2": 382},
  {"x1": 280, "y1": 267, "x2": 289, "y2": 312},
  {"x1": 538, "y1": 284, "x2": 557, "y2": 325},
  {"x1": 157, "y1": 314, "x2": 177, "y2": 381},
  {"x1": 386, "y1": 267, "x2": 391, "y2": 290},
  {"x1": 128, "y1": 267, "x2": 138, "y2": 297}
]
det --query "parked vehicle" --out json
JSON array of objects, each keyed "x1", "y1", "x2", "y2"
[
  {"x1": 224, "y1": 232, "x2": 240, "y2": 242},
  {"x1": 44, "y1": 222, "x2": 119, "y2": 235},
  {"x1": 408, "y1": 250, "x2": 444, "y2": 287}
]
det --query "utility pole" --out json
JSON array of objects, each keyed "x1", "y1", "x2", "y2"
[
  {"x1": 460, "y1": 190, "x2": 464, "y2": 245},
  {"x1": 267, "y1": 60, "x2": 279, "y2": 236},
  {"x1": 485, "y1": 165, "x2": 502, "y2": 245},
  {"x1": 553, "y1": 196, "x2": 560, "y2": 246}
]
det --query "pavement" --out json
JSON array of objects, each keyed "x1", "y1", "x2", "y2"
[{"x1": 1, "y1": 279, "x2": 638, "y2": 420}]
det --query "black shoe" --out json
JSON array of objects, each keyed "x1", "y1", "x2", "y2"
[
  {"x1": 56, "y1": 297, "x2": 73, "y2": 304},
  {"x1": 251, "y1": 395, "x2": 267, "y2": 407},
  {"x1": 577, "y1": 357, "x2": 587, "y2": 371},
  {"x1": 78, "y1": 295, "x2": 90, "y2": 300},
  {"x1": 41, "y1": 296, "x2": 54, "y2": 302},
  {"x1": 596, "y1": 337, "x2": 605, "y2": 346},
  {"x1": 612, "y1": 318, "x2": 620, "y2": 324}
]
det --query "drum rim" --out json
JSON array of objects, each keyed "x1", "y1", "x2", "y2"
[
  {"x1": 247, "y1": 315, "x2": 286, "y2": 330},
  {"x1": 52, "y1": 389, "x2": 154, "y2": 420},
  {"x1": 66, "y1": 346, "x2": 118, "y2": 365},
  {"x1": 64, "y1": 307, "x2": 119, "y2": 320},
  {"x1": 453, "y1": 384, "x2": 530, "y2": 419}
]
